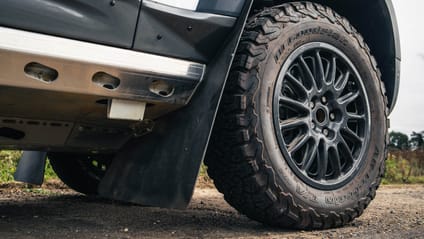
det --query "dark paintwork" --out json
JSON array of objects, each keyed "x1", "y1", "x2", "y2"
[
  {"x1": 98, "y1": 0, "x2": 254, "y2": 209},
  {"x1": 0, "y1": 0, "x2": 140, "y2": 48},
  {"x1": 197, "y1": 0, "x2": 245, "y2": 16},
  {"x1": 133, "y1": 1, "x2": 237, "y2": 63}
]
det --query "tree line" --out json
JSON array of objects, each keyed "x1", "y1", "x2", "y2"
[
  {"x1": 389, "y1": 131, "x2": 424, "y2": 150},
  {"x1": 386, "y1": 131, "x2": 424, "y2": 183}
]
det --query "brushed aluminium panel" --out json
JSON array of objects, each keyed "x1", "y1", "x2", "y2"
[{"x1": 0, "y1": 27, "x2": 205, "y2": 105}]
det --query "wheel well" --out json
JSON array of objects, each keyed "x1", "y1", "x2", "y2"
[{"x1": 252, "y1": 0, "x2": 400, "y2": 111}]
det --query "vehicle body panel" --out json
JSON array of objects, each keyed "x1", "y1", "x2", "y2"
[
  {"x1": 133, "y1": 1, "x2": 237, "y2": 62},
  {"x1": 0, "y1": 0, "x2": 141, "y2": 48}
]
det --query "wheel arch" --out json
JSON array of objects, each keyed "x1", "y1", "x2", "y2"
[{"x1": 252, "y1": 0, "x2": 401, "y2": 112}]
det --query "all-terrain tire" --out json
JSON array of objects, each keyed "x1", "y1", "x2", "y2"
[
  {"x1": 49, "y1": 153, "x2": 112, "y2": 195},
  {"x1": 205, "y1": 2, "x2": 388, "y2": 229}
]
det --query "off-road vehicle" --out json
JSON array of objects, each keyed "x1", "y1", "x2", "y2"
[{"x1": 1, "y1": 0, "x2": 400, "y2": 229}]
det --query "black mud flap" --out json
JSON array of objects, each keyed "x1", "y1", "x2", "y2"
[
  {"x1": 14, "y1": 151, "x2": 47, "y2": 185},
  {"x1": 98, "y1": 1, "x2": 253, "y2": 209}
]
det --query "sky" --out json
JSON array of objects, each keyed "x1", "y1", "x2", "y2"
[{"x1": 389, "y1": 0, "x2": 424, "y2": 134}]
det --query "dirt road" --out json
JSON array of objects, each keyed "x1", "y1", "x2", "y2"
[{"x1": 0, "y1": 182, "x2": 423, "y2": 239}]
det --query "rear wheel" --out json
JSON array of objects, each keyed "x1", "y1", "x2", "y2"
[
  {"x1": 205, "y1": 2, "x2": 388, "y2": 229},
  {"x1": 48, "y1": 153, "x2": 112, "y2": 195}
]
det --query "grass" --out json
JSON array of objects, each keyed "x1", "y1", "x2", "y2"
[
  {"x1": 382, "y1": 152, "x2": 424, "y2": 184},
  {"x1": 0, "y1": 150, "x2": 57, "y2": 183},
  {"x1": 197, "y1": 163, "x2": 213, "y2": 187},
  {"x1": 0, "y1": 150, "x2": 22, "y2": 182}
]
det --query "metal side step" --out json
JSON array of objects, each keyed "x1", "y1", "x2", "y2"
[{"x1": 0, "y1": 27, "x2": 205, "y2": 105}]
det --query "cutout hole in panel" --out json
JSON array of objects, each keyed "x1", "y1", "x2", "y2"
[
  {"x1": 149, "y1": 80, "x2": 174, "y2": 98},
  {"x1": 92, "y1": 72, "x2": 120, "y2": 90},
  {"x1": 50, "y1": 123, "x2": 63, "y2": 127},
  {"x1": 0, "y1": 127, "x2": 25, "y2": 140},
  {"x1": 24, "y1": 62, "x2": 58, "y2": 83},
  {"x1": 27, "y1": 121, "x2": 40, "y2": 125},
  {"x1": 3, "y1": 119, "x2": 17, "y2": 124}
]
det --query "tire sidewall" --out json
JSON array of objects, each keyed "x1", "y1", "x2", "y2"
[{"x1": 256, "y1": 20, "x2": 386, "y2": 211}]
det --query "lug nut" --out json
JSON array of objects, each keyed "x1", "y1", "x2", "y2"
[
  {"x1": 310, "y1": 102, "x2": 315, "y2": 109},
  {"x1": 323, "y1": 128, "x2": 329, "y2": 136},
  {"x1": 311, "y1": 122, "x2": 316, "y2": 129},
  {"x1": 321, "y1": 96, "x2": 328, "y2": 104},
  {"x1": 330, "y1": 113, "x2": 336, "y2": 121}
]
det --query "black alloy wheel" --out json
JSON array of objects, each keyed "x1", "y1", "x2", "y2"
[{"x1": 274, "y1": 43, "x2": 370, "y2": 190}]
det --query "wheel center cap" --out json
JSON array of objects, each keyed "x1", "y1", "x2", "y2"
[
  {"x1": 316, "y1": 108, "x2": 326, "y2": 123},
  {"x1": 314, "y1": 107, "x2": 329, "y2": 126}
]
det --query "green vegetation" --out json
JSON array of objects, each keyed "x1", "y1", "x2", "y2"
[
  {"x1": 383, "y1": 153, "x2": 424, "y2": 184},
  {"x1": 383, "y1": 131, "x2": 424, "y2": 184},
  {"x1": 197, "y1": 163, "x2": 213, "y2": 186},
  {"x1": 0, "y1": 150, "x2": 22, "y2": 182},
  {"x1": 0, "y1": 150, "x2": 57, "y2": 183}
]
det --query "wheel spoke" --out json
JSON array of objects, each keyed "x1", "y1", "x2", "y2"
[
  {"x1": 338, "y1": 135, "x2": 354, "y2": 163},
  {"x1": 315, "y1": 51, "x2": 325, "y2": 84},
  {"x1": 335, "y1": 70, "x2": 350, "y2": 91},
  {"x1": 301, "y1": 140, "x2": 318, "y2": 171},
  {"x1": 328, "y1": 56, "x2": 337, "y2": 84},
  {"x1": 324, "y1": 59, "x2": 330, "y2": 83},
  {"x1": 280, "y1": 117, "x2": 308, "y2": 130},
  {"x1": 299, "y1": 56, "x2": 318, "y2": 90},
  {"x1": 288, "y1": 133, "x2": 310, "y2": 154},
  {"x1": 286, "y1": 72, "x2": 309, "y2": 95},
  {"x1": 316, "y1": 140, "x2": 328, "y2": 180},
  {"x1": 338, "y1": 91, "x2": 360, "y2": 105},
  {"x1": 329, "y1": 146, "x2": 342, "y2": 177},
  {"x1": 279, "y1": 95, "x2": 308, "y2": 112},
  {"x1": 347, "y1": 112, "x2": 366, "y2": 121},
  {"x1": 341, "y1": 127, "x2": 363, "y2": 144}
]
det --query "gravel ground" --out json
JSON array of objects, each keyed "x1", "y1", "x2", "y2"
[{"x1": 0, "y1": 182, "x2": 423, "y2": 239}]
